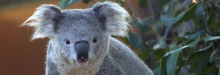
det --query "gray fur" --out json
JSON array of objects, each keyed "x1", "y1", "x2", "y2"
[{"x1": 23, "y1": 1, "x2": 153, "y2": 75}]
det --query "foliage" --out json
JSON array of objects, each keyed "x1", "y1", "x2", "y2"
[{"x1": 59, "y1": 0, "x2": 220, "y2": 75}]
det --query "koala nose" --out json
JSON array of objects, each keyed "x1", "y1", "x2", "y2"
[{"x1": 75, "y1": 41, "x2": 89, "y2": 62}]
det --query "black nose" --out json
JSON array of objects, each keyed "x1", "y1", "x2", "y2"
[{"x1": 75, "y1": 41, "x2": 89, "y2": 62}]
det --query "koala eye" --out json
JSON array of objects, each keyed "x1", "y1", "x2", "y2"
[
  {"x1": 93, "y1": 38, "x2": 97, "y2": 43},
  {"x1": 65, "y1": 39, "x2": 71, "y2": 45}
]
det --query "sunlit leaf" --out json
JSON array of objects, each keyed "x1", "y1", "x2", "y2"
[
  {"x1": 59, "y1": 0, "x2": 80, "y2": 9},
  {"x1": 204, "y1": 34, "x2": 220, "y2": 41}
]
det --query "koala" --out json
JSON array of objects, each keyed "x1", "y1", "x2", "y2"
[{"x1": 23, "y1": 1, "x2": 153, "y2": 75}]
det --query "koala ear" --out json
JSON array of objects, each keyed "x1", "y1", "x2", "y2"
[
  {"x1": 23, "y1": 4, "x2": 61, "y2": 40},
  {"x1": 92, "y1": 1, "x2": 130, "y2": 37}
]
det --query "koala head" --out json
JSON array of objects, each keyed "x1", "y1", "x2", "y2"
[{"x1": 23, "y1": 2, "x2": 130, "y2": 68}]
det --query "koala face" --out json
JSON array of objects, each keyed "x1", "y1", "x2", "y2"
[
  {"x1": 52, "y1": 10, "x2": 110, "y2": 67},
  {"x1": 23, "y1": 2, "x2": 130, "y2": 68}
]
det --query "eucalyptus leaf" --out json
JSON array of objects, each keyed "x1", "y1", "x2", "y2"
[
  {"x1": 153, "y1": 39, "x2": 167, "y2": 50},
  {"x1": 215, "y1": 57, "x2": 220, "y2": 66},
  {"x1": 137, "y1": 17, "x2": 152, "y2": 33},
  {"x1": 199, "y1": 15, "x2": 207, "y2": 26},
  {"x1": 164, "y1": 37, "x2": 201, "y2": 57},
  {"x1": 195, "y1": 61, "x2": 203, "y2": 75},
  {"x1": 160, "y1": 12, "x2": 185, "y2": 26},
  {"x1": 138, "y1": 49, "x2": 150, "y2": 61},
  {"x1": 180, "y1": 44, "x2": 213, "y2": 67},
  {"x1": 167, "y1": 3, "x2": 174, "y2": 18},
  {"x1": 59, "y1": 0, "x2": 80, "y2": 9},
  {"x1": 209, "y1": 50, "x2": 218, "y2": 63},
  {"x1": 131, "y1": 14, "x2": 138, "y2": 28},
  {"x1": 128, "y1": 32, "x2": 143, "y2": 49},
  {"x1": 207, "y1": 8, "x2": 216, "y2": 26},
  {"x1": 216, "y1": 6, "x2": 220, "y2": 15},
  {"x1": 166, "y1": 52, "x2": 182, "y2": 75},
  {"x1": 157, "y1": 57, "x2": 168, "y2": 75},
  {"x1": 195, "y1": 4, "x2": 203, "y2": 17},
  {"x1": 204, "y1": 34, "x2": 220, "y2": 41},
  {"x1": 175, "y1": 3, "x2": 198, "y2": 25},
  {"x1": 202, "y1": 65, "x2": 218, "y2": 75},
  {"x1": 184, "y1": 31, "x2": 203, "y2": 39}
]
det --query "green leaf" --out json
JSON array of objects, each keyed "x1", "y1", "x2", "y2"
[
  {"x1": 180, "y1": 44, "x2": 213, "y2": 67},
  {"x1": 153, "y1": 49, "x2": 166, "y2": 62},
  {"x1": 59, "y1": 0, "x2": 80, "y2": 9},
  {"x1": 184, "y1": 31, "x2": 203, "y2": 39},
  {"x1": 155, "y1": 57, "x2": 168, "y2": 75},
  {"x1": 153, "y1": 39, "x2": 167, "y2": 50},
  {"x1": 167, "y1": 4, "x2": 174, "y2": 18},
  {"x1": 195, "y1": 61, "x2": 203, "y2": 75},
  {"x1": 131, "y1": 14, "x2": 138, "y2": 28},
  {"x1": 207, "y1": 8, "x2": 216, "y2": 26},
  {"x1": 156, "y1": 21, "x2": 164, "y2": 36},
  {"x1": 138, "y1": 48, "x2": 151, "y2": 61},
  {"x1": 164, "y1": 37, "x2": 201, "y2": 57},
  {"x1": 166, "y1": 52, "x2": 182, "y2": 75},
  {"x1": 137, "y1": 17, "x2": 152, "y2": 33},
  {"x1": 154, "y1": 65, "x2": 160, "y2": 75},
  {"x1": 216, "y1": 6, "x2": 220, "y2": 15},
  {"x1": 175, "y1": 3, "x2": 198, "y2": 25},
  {"x1": 215, "y1": 57, "x2": 220, "y2": 65},
  {"x1": 193, "y1": 17, "x2": 202, "y2": 26},
  {"x1": 199, "y1": 15, "x2": 207, "y2": 26},
  {"x1": 138, "y1": 0, "x2": 147, "y2": 8},
  {"x1": 82, "y1": 0, "x2": 90, "y2": 4},
  {"x1": 160, "y1": 12, "x2": 185, "y2": 26},
  {"x1": 202, "y1": 65, "x2": 218, "y2": 75},
  {"x1": 195, "y1": 4, "x2": 203, "y2": 17},
  {"x1": 209, "y1": 50, "x2": 218, "y2": 63},
  {"x1": 204, "y1": 34, "x2": 220, "y2": 41},
  {"x1": 128, "y1": 32, "x2": 143, "y2": 49}
]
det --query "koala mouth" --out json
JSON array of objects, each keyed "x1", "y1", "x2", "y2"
[{"x1": 76, "y1": 59, "x2": 89, "y2": 67}]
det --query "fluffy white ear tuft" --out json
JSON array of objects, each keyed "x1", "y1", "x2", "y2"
[
  {"x1": 92, "y1": 1, "x2": 130, "y2": 37},
  {"x1": 23, "y1": 4, "x2": 61, "y2": 40}
]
